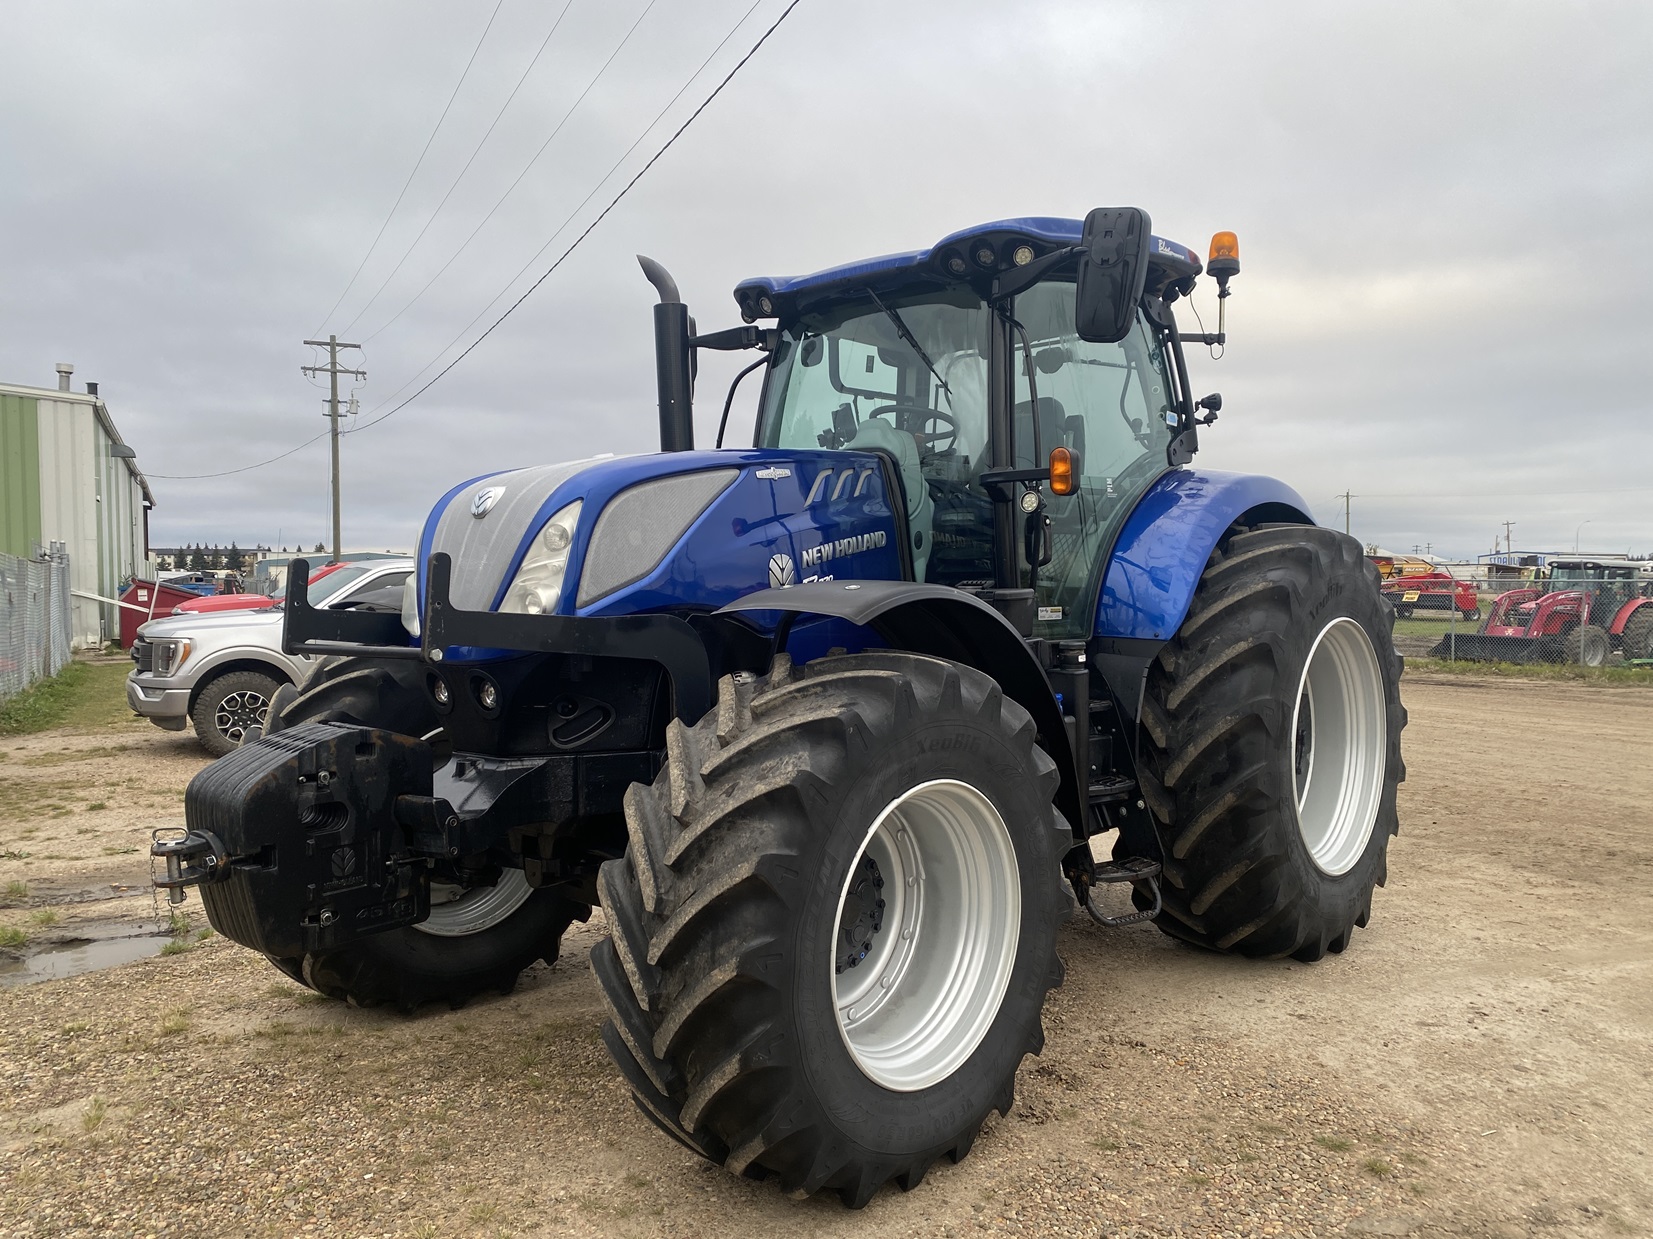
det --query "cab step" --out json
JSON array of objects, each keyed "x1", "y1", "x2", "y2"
[{"x1": 1083, "y1": 856, "x2": 1162, "y2": 928}]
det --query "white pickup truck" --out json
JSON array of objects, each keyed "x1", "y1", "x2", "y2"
[{"x1": 126, "y1": 559, "x2": 414, "y2": 755}]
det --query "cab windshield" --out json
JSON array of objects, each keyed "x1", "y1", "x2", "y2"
[{"x1": 756, "y1": 280, "x2": 1177, "y2": 636}]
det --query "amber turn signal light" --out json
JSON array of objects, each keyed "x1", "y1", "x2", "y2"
[{"x1": 1049, "y1": 446, "x2": 1077, "y2": 496}]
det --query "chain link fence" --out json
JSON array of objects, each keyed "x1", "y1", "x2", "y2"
[
  {"x1": 1386, "y1": 572, "x2": 1653, "y2": 666},
  {"x1": 0, "y1": 545, "x2": 73, "y2": 703}
]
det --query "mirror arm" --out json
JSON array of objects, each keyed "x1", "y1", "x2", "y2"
[{"x1": 989, "y1": 246, "x2": 1084, "y2": 304}]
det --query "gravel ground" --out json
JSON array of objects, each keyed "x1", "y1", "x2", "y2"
[{"x1": 0, "y1": 674, "x2": 1648, "y2": 1237}]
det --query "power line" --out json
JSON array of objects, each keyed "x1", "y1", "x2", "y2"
[
  {"x1": 351, "y1": 0, "x2": 793, "y2": 432},
  {"x1": 361, "y1": 0, "x2": 673, "y2": 344},
  {"x1": 145, "y1": 431, "x2": 331, "y2": 480},
  {"x1": 355, "y1": 0, "x2": 762, "y2": 411},
  {"x1": 311, "y1": 0, "x2": 505, "y2": 337},
  {"x1": 334, "y1": 0, "x2": 579, "y2": 338}
]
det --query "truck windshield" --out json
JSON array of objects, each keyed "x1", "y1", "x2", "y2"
[{"x1": 756, "y1": 282, "x2": 1175, "y2": 636}]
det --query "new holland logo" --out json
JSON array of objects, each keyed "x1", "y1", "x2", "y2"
[
  {"x1": 470, "y1": 486, "x2": 505, "y2": 518},
  {"x1": 801, "y1": 530, "x2": 887, "y2": 568},
  {"x1": 768, "y1": 553, "x2": 796, "y2": 588}
]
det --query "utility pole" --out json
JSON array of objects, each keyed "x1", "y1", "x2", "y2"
[
  {"x1": 1502, "y1": 520, "x2": 1516, "y2": 556},
  {"x1": 1338, "y1": 490, "x2": 1352, "y2": 535},
  {"x1": 301, "y1": 336, "x2": 365, "y2": 565}
]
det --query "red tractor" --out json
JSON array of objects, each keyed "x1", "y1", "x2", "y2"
[
  {"x1": 1382, "y1": 570, "x2": 1480, "y2": 620},
  {"x1": 1432, "y1": 558, "x2": 1653, "y2": 665}
]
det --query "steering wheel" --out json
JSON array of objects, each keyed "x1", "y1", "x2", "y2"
[{"x1": 865, "y1": 404, "x2": 958, "y2": 456}]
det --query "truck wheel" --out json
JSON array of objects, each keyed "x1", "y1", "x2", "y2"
[
  {"x1": 1137, "y1": 525, "x2": 1405, "y2": 962},
  {"x1": 1622, "y1": 610, "x2": 1653, "y2": 661},
  {"x1": 1562, "y1": 624, "x2": 1610, "y2": 667},
  {"x1": 594, "y1": 651, "x2": 1070, "y2": 1207},
  {"x1": 266, "y1": 656, "x2": 581, "y2": 1011},
  {"x1": 191, "y1": 670, "x2": 282, "y2": 757}
]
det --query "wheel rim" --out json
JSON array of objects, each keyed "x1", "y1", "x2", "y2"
[
  {"x1": 1291, "y1": 618, "x2": 1387, "y2": 877},
  {"x1": 215, "y1": 690, "x2": 270, "y2": 745},
  {"x1": 831, "y1": 778, "x2": 1020, "y2": 1092},
  {"x1": 417, "y1": 868, "x2": 533, "y2": 937}
]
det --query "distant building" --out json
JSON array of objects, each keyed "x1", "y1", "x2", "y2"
[{"x1": 0, "y1": 364, "x2": 154, "y2": 646}]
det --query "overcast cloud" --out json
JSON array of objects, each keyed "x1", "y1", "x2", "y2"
[{"x1": 2, "y1": 0, "x2": 1649, "y2": 560}]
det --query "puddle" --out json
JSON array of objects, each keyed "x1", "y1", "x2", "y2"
[{"x1": 0, "y1": 923, "x2": 172, "y2": 987}]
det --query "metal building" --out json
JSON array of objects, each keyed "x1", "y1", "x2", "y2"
[{"x1": 0, "y1": 363, "x2": 154, "y2": 647}]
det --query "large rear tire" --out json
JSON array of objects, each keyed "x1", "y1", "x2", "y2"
[
  {"x1": 263, "y1": 656, "x2": 581, "y2": 1011},
  {"x1": 593, "y1": 651, "x2": 1070, "y2": 1207},
  {"x1": 1137, "y1": 525, "x2": 1406, "y2": 961},
  {"x1": 1622, "y1": 609, "x2": 1653, "y2": 661}
]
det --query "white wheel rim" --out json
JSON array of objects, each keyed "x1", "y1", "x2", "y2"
[
  {"x1": 416, "y1": 868, "x2": 533, "y2": 937},
  {"x1": 1291, "y1": 617, "x2": 1387, "y2": 876},
  {"x1": 831, "y1": 778, "x2": 1020, "y2": 1092}
]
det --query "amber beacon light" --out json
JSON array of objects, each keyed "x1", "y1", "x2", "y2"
[{"x1": 1207, "y1": 232, "x2": 1240, "y2": 284}]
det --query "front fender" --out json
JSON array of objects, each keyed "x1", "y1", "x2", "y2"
[
  {"x1": 1096, "y1": 470, "x2": 1314, "y2": 642},
  {"x1": 720, "y1": 581, "x2": 1081, "y2": 832}
]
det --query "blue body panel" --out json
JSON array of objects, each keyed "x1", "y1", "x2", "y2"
[
  {"x1": 1094, "y1": 470, "x2": 1314, "y2": 642},
  {"x1": 417, "y1": 449, "x2": 906, "y2": 662},
  {"x1": 736, "y1": 217, "x2": 1200, "y2": 301}
]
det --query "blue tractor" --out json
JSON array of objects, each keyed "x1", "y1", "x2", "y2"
[{"x1": 158, "y1": 208, "x2": 1405, "y2": 1207}]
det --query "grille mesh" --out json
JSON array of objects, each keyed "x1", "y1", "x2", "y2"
[{"x1": 576, "y1": 470, "x2": 738, "y2": 607}]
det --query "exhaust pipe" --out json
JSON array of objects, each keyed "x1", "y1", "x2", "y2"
[{"x1": 638, "y1": 255, "x2": 694, "y2": 452}]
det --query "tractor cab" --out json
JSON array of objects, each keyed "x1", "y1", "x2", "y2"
[{"x1": 739, "y1": 214, "x2": 1211, "y2": 639}]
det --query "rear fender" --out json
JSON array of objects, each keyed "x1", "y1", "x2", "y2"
[
  {"x1": 719, "y1": 581, "x2": 1081, "y2": 831},
  {"x1": 1608, "y1": 596, "x2": 1653, "y2": 636},
  {"x1": 1095, "y1": 470, "x2": 1314, "y2": 642}
]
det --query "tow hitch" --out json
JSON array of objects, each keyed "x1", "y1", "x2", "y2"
[{"x1": 151, "y1": 721, "x2": 435, "y2": 958}]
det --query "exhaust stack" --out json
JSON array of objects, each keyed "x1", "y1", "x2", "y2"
[{"x1": 638, "y1": 255, "x2": 694, "y2": 452}]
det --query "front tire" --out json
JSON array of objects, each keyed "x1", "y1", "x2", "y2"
[
  {"x1": 1562, "y1": 624, "x2": 1610, "y2": 667},
  {"x1": 593, "y1": 652, "x2": 1070, "y2": 1207},
  {"x1": 1138, "y1": 525, "x2": 1406, "y2": 961},
  {"x1": 265, "y1": 656, "x2": 580, "y2": 1010},
  {"x1": 192, "y1": 670, "x2": 281, "y2": 757}
]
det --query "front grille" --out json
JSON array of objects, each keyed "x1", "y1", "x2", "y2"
[{"x1": 133, "y1": 641, "x2": 154, "y2": 673}]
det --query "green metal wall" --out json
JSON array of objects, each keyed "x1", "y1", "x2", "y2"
[{"x1": 0, "y1": 394, "x2": 41, "y2": 557}]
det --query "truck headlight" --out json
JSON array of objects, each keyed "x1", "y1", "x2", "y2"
[
  {"x1": 500, "y1": 500, "x2": 582, "y2": 615},
  {"x1": 152, "y1": 638, "x2": 193, "y2": 676}
]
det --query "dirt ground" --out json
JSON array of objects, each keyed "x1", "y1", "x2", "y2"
[{"x1": 0, "y1": 673, "x2": 1648, "y2": 1238}]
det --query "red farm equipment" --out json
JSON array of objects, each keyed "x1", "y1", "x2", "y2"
[
  {"x1": 1382, "y1": 570, "x2": 1479, "y2": 619},
  {"x1": 1431, "y1": 558, "x2": 1653, "y2": 664}
]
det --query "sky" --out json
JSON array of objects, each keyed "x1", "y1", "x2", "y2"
[{"x1": 2, "y1": 0, "x2": 1649, "y2": 562}]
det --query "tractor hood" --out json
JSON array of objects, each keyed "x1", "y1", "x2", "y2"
[{"x1": 415, "y1": 448, "x2": 908, "y2": 632}]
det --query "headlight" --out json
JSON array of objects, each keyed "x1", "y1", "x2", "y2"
[
  {"x1": 499, "y1": 500, "x2": 582, "y2": 615},
  {"x1": 152, "y1": 638, "x2": 192, "y2": 676}
]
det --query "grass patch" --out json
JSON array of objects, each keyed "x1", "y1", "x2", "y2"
[
  {"x1": 1362, "y1": 1157, "x2": 1396, "y2": 1177},
  {"x1": 1405, "y1": 657, "x2": 1653, "y2": 685},
  {"x1": 159, "y1": 938, "x2": 194, "y2": 956},
  {"x1": 3, "y1": 881, "x2": 28, "y2": 901},
  {"x1": 28, "y1": 909, "x2": 58, "y2": 927},
  {"x1": 0, "y1": 661, "x2": 142, "y2": 735},
  {"x1": 86, "y1": 801, "x2": 107, "y2": 811},
  {"x1": 81, "y1": 1096, "x2": 108, "y2": 1133},
  {"x1": 0, "y1": 925, "x2": 27, "y2": 947},
  {"x1": 1313, "y1": 1135, "x2": 1352, "y2": 1152},
  {"x1": 157, "y1": 1009, "x2": 191, "y2": 1035}
]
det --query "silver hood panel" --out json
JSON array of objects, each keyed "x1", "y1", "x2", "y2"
[{"x1": 431, "y1": 458, "x2": 609, "y2": 611}]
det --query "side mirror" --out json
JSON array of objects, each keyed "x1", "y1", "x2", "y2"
[{"x1": 1074, "y1": 207, "x2": 1151, "y2": 344}]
